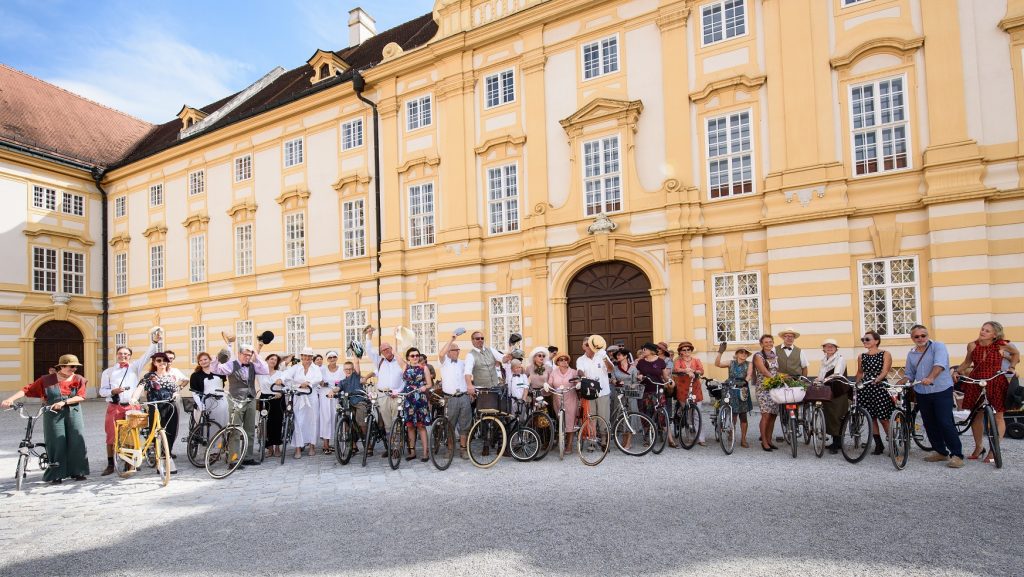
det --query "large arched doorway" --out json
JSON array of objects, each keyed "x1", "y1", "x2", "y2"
[
  {"x1": 33, "y1": 321, "x2": 84, "y2": 381},
  {"x1": 566, "y1": 261, "x2": 652, "y2": 356}
]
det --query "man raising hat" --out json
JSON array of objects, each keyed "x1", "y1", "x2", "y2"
[
  {"x1": 98, "y1": 329, "x2": 161, "y2": 475},
  {"x1": 209, "y1": 331, "x2": 269, "y2": 467}
]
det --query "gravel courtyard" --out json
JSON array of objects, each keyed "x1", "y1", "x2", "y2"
[{"x1": 1, "y1": 400, "x2": 1020, "y2": 577}]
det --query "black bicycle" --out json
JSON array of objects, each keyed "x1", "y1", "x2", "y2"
[
  {"x1": 5, "y1": 403, "x2": 55, "y2": 491},
  {"x1": 183, "y1": 393, "x2": 224, "y2": 468},
  {"x1": 955, "y1": 371, "x2": 1013, "y2": 469},
  {"x1": 428, "y1": 391, "x2": 455, "y2": 470},
  {"x1": 361, "y1": 389, "x2": 393, "y2": 468},
  {"x1": 277, "y1": 384, "x2": 312, "y2": 465},
  {"x1": 524, "y1": 388, "x2": 555, "y2": 460},
  {"x1": 610, "y1": 382, "x2": 656, "y2": 456},
  {"x1": 334, "y1": 389, "x2": 367, "y2": 465},
  {"x1": 672, "y1": 377, "x2": 702, "y2": 450},
  {"x1": 836, "y1": 376, "x2": 873, "y2": 463},
  {"x1": 886, "y1": 382, "x2": 917, "y2": 470}
]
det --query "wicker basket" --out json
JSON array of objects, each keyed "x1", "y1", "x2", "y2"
[
  {"x1": 124, "y1": 410, "x2": 148, "y2": 429},
  {"x1": 768, "y1": 387, "x2": 806, "y2": 405},
  {"x1": 623, "y1": 383, "x2": 644, "y2": 399}
]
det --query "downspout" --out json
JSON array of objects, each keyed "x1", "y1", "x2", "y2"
[
  {"x1": 352, "y1": 70, "x2": 382, "y2": 349},
  {"x1": 91, "y1": 167, "x2": 109, "y2": 380}
]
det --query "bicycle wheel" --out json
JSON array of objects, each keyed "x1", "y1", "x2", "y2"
[
  {"x1": 509, "y1": 425, "x2": 540, "y2": 462},
  {"x1": 577, "y1": 415, "x2": 609, "y2": 466},
  {"x1": 712, "y1": 408, "x2": 722, "y2": 442},
  {"x1": 840, "y1": 406, "x2": 872, "y2": 464},
  {"x1": 652, "y1": 407, "x2": 668, "y2": 454},
  {"x1": 205, "y1": 426, "x2": 247, "y2": 479},
  {"x1": 361, "y1": 415, "x2": 374, "y2": 468},
  {"x1": 187, "y1": 419, "x2": 222, "y2": 468},
  {"x1": 280, "y1": 412, "x2": 293, "y2": 465},
  {"x1": 679, "y1": 404, "x2": 701, "y2": 450},
  {"x1": 985, "y1": 405, "x2": 1002, "y2": 469},
  {"x1": 388, "y1": 419, "x2": 405, "y2": 471},
  {"x1": 802, "y1": 405, "x2": 813, "y2": 445},
  {"x1": 788, "y1": 414, "x2": 798, "y2": 459},
  {"x1": 430, "y1": 416, "x2": 455, "y2": 470},
  {"x1": 14, "y1": 453, "x2": 28, "y2": 491},
  {"x1": 613, "y1": 412, "x2": 656, "y2": 456},
  {"x1": 468, "y1": 416, "x2": 506, "y2": 468},
  {"x1": 889, "y1": 410, "x2": 909, "y2": 470},
  {"x1": 811, "y1": 406, "x2": 826, "y2": 458},
  {"x1": 336, "y1": 416, "x2": 353, "y2": 465},
  {"x1": 253, "y1": 415, "x2": 267, "y2": 464},
  {"x1": 527, "y1": 411, "x2": 553, "y2": 461},
  {"x1": 557, "y1": 411, "x2": 566, "y2": 460},
  {"x1": 910, "y1": 408, "x2": 932, "y2": 451},
  {"x1": 156, "y1": 430, "x2": 172, "y2": 486},
  {"x1": 719, "y1": 404, "x2": 735, "y2": 455}
]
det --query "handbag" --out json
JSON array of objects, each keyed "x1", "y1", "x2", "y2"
[
  {"x1": 1006, "y1": 374, "x2": 1023, "y2": 411},
  {"x1": 804, "y1": 382, "x2": 833, "y2": 402},
  {"x1": 578, "y1": 378, "x2": 601, "y2": 400}
]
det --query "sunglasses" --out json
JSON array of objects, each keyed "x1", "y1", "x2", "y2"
[
  {"x1": 154, "y1": 359, "x2": 166, "y2": 363},
  {"x1": 678, "y1": 348, "x2": 693, "y2": 352},
  {"x1": 473, "y1": 337, "x2": 484, "y2": 341},
  {"x1": 911, "y1": 334, "x2": 928, "y2": 339},
  {"x1": 860, "y1": 337, "x2": 874, "y2": 342}
]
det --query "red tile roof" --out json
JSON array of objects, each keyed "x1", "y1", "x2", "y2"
[{"x1": 0, "y1": 63, "x2": 154, "y2": 168}]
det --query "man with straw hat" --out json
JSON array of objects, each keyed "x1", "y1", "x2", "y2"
[
  {"x1": 775, "y1": 328, "x2": 808, "y2": 378},
  {"x1": 577, "y1": 334, "x2": 614, "y2": 427},
  {"x1": 3, "y1": 354, "x2": 90, "y2": 483}
]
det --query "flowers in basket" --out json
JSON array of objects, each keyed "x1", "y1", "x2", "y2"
[
  {"x1": 760, "y1": 374, "x2": 805, "y2": 391},
  {"x1": 761, "y1": 375, "x2": 807, "y2": 405}
]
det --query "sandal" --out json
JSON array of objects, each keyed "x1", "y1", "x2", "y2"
[
  {"x1": 322, "y1": 447, "x2": 334, "y2": 455},
  {"x1": 968, "y1": 448, "x2": 986, "y2": 460},
  {"x1": 740, "y1": 441, "x2": 750, "y2": 448}
]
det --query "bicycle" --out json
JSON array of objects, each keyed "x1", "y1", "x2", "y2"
[
  {"x1": 360, "y1": 388, "x2": 393, "y2": 468},
  {"x1": 954, "y1": 371, "x2": 1013, "y2": 469},
  {"x1": 276, "y1": 384, "x2": 312, "y2": 465},
  {"x1": 705, "y1": 377, "x2": 738, "y2": 455},
  {"x1": 547, "y1": 382, "x2": 610, "y2": 466},
  {"x1": 183, "y1": 393, "x2": 224, "y2": 468},
  {"x1": 5, "y1": 403, "x2": 56, "y2": 491},
  {"x1": 835, "y1": 376, "x2": 873, "y2": 464},
  {"x1": 502, "y1": 396, "x2": 541, "y2": 462},
  {"x1": 334, "y1": 389, "x2": 368, "y2": 466},
  {"x1": 204, "y1": 395, "x2": 255, "y2": 479},
  {"x1": 466, "y1": 387, "x2": 508, "y2": 468},
  {"x1": 610, "y1": 382, "x2": 656, "y2": 456},
  {"x1": 252, "y1": 392, "x2": 279, "y2": 465},
  {"x1": 113, "y1": 399, "x2": 174, "y2": 486},
  {"x1": 886, "y1": 382, "x2": 919, "y2": 470},
  {"x1": 640, "y1": 380, "x2": 674, "y2": 454},
  {"x1": 427, "y1": 391, "x2": 455, "y2": 470},
  {"x1": 672, "y1": 378, "x2": 703, "y2": 450},
  {"x1": 524, "y1": 388, "x2": 556, "y2": 461}
]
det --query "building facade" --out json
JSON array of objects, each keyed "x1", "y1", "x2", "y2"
[{"x1": 3, "y1": 0, "x2": 1023, "y2": 392}]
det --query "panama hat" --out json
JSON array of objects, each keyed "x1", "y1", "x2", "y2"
[
  {"x1": 57, "y1": 354, "x2": 82, "y2": 367},
  {"x1": 586, "y1": 334, "x2": 607, "y2": 350},
  {"x1": 777, "y1": 328, "x2": 801, "y2": 339},
  {"x1": 300, "y1": 347, "x2": 315, "y2": 357},
  {"x1": 821, "y1": 338, "x2": 839, "y2": 347}
]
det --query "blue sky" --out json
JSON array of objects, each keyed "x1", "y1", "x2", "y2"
[{"x1": 0, "y1": 0, "x2": 435, "y2": 123}]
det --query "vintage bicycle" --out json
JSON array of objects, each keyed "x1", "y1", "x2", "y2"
[
  {"x1": 204, "y1": 395, "x2": 256, "y2": 479},
  {"x1": 427, "y1": 390, "x2": 455, "y2": 470},
  {"x1": 954, "y1": 370, "x2": 1013, "y2": 469},
  {"x1": 182, "y1": 393, "x2": 224, "y2": 468},
  {"x1": 334, "y1": 388, "x2": 367, "y2": 466},
  {"x1": 610, "y1": 382, "x2": 656, "y2": 457},
  {"x1": 672, "y1": 375, "x2": 703, "y2": 451},
  {"x1": 5, "y1": 403, "x2": 55, "y2": 491},
  {"x1": 276, "y1": 384, "x2": 312, "y2": 465},
  {"x1": 835, "y1": 376, "x2": 873, "y2": 464},
  {"x1": 113, "y1": 399, "x2": 174, "y2": 486},
  {"x1": 546, "y1": 380, "x2": 609, "y2": 466}
]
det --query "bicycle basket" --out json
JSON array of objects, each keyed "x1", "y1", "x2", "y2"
[
  {"x1": 706, "y1": 381, "x2": 724, "y2": 400},
  {"x1": 578, "y1": 378, "x2": 601, "y2": 400},
  {"x1": 181, "y1": 397, "x2": 196, "y2": 413},
  {"x1": 125, "y1": 410, "x2": 148, "y2": 429},
  {"x1": 623, "y1": 383, "x2": 644, "y2": 399}
]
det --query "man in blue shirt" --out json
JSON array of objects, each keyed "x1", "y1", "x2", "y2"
[{"x1": 899, "y1": 324, "x2": 964, "y2": 468}]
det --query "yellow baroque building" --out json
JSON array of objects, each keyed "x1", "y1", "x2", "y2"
[{"x1": 2, "y1": 0, "x2": 1023, "y2": 393}]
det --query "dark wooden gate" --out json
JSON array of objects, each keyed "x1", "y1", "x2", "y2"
[
  {"x1": 33, "y1": 321, "x2": 84, "y2": 380},
  {"x1": 566, "y1": 261, "x2": 652, "y2": 357}
]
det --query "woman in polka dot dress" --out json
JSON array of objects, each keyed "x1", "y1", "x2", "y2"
[{"x1": 854, "y1": 330, "x2": 895, "y2": 455}]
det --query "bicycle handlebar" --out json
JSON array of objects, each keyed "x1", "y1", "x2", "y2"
[
  {"x1": 957, "y1": 371, "x2": 1015, "y2": 386},
  {"x1": 4, "y1": 403, "x2": 51, "y2": 419}
]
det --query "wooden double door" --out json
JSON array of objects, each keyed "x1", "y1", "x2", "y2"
[
  {"x1": 33, "y1": 321, "x2": 84, "y2": 381},
  {"x1": 566, "y1": 262, "x2": 652, "y2": 357}
]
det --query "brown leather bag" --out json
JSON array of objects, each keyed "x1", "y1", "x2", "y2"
[{"x1": 804, "y1": 382, "x2": 834, "y2": 402}]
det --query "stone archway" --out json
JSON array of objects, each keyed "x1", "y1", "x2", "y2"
[
  {"x1": 566, "y1": 261, "x2": 652, "y2": 356},
  {"x1": 33, "y1": 320, "x2": 84, "y2": 381}
]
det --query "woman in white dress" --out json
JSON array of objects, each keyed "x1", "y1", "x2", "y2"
[
  {"x1": 284, "y1": 347, "x2": 322, "y2": 459},
  {"x1": 318, "y1": 351, "x2": 344, "y2": 454}
]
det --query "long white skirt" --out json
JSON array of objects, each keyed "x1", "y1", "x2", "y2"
[
  {"x1": 316, "y1": 386, "x2": 336, "y2": 441},
  {"x1": 292, "y1": 393, "x2": 319, "y2": 448}
]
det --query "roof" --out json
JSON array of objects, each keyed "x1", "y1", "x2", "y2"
[
  {"x1": 115, "y1": 12, "x2": 438, "y2": 168},
  {"x1": 0, "y1": 63, "x2": 155, "y2": 169}
]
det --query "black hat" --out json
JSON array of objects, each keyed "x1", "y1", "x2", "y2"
[
  {"x1": 508, "y1": 333, "x2": 522, "y2": 345},
  {"x1": 257, "y1": 330, "x2": 275, "y2": 345},
  {"x1": 641, "y1": 342, "x2": 659, "y2": 353}
]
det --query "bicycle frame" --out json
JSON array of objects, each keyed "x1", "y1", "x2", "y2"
[{"x1": 115, "y1": 400, "x2": 169, "y2": 470}]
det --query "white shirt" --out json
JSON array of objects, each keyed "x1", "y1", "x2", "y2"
[
  {"x1": 817, "y1": 353, "x2": 847, "y2": 381},
  {"x1": 99, "y1": 342, "x2": 158, "y2": 403},
  {"x1": 365, "y1": 338, "x2": 403, "y2": 391},
  {"x1": 504, "y1": 366, "x2": 530, "y2": 401},
  {"x1": 284, "y1": 363, "x2": 323, "y2": 409},
  {"x1": 168, "y1": 367, "x2": 188, "y2": 386},
  {"x1": 463, "y1": 346, "x2": 505, "y2": 380},
  {"x1": 576, "y1": 352, "x2": 612, "y2": 397},
  {"x1": 257, "y1": 370, "x2": 285, "y2": 395},
  {"x1": 440, "y1": 357, "x2": 467, "y2": 394},
  {"x1": 321, "y1": 365, "x2": 345, "y2": 389}
]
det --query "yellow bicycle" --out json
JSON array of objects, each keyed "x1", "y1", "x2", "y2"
[{"x1": 113, "y1": 399, "x2": 173, "y2": 486}]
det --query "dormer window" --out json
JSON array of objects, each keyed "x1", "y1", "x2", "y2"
[
  {"x1": 177, "y1": 105, "x2": 208, "y2": 132},
  {"x1": 307, "y1": 49, "x2": 349, "y2": 84}
]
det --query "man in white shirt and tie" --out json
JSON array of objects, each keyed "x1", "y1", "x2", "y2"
[
  {"x1": 364, "y1": 326, "x2": 403, "y2": 440},
  {"x1": 99, "y1": 330, "x2": 161, "y2": 475}
]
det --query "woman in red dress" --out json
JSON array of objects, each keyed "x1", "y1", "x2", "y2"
[{"x1": 957, "y1": 321, "x2": 1020, "y2": 463}]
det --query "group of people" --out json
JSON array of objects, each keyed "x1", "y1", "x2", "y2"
[{"x1": 1, "y1": 319, "x2": 1017, "y2": 485}]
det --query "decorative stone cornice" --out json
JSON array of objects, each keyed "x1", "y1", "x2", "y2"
[
  {"x1": 397, "y1": 154, "x2": 441, "y2": 176},
  {"x1": 181, "y1": 212, "x2": 210, "y2": 232},
  {"x1": 22, "y1": 225, "x2": 95, "y2": 246},
  {"x1": 522, "y1": 50, "x2": 547, "y2": 75},
  {"x1": 474, "y1": 134, "x2": 526, "y2": 155},
  {"x1": 332, "y1": 171, "x2": 372, "y2": 193},
  {"x1": 830, "y1": 37, "x2": 924, "y2": 70},
  {"x1": 275, "y1": 187, "x2": 310, "y2": 206},
  {"x1": 141, "y1": 224, "x2": 168, "y2": 240},
  {"x1": 108, "y1": 233, "x2": 131, "y2": 248},
  {"x1": 998, "y1": 14, "x2": 1024, "y2": 35},
  {"x1": 377, "y1": 97, "x2": 400, "y2": 119},
  {"x1": 656, "y1": 7, "x2": 690, "y2": 32},
  {"x1": 560, "y1": 98, "x2": 644, "y2": 138},
  {"x1": 690, "y1": 75, "x2": 766, "y2": 104},
  {"x1": 227, "y1": 199, "x2": 258, "y2": 221}
]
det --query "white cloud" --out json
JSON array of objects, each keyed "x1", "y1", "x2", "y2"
[{"x1": 45, "y1": 24, "x2": 254, "y2": 124}]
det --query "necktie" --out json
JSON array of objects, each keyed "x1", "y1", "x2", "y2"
[{"x1": 119, "y1": 363, "x2": 129, "y2": 368}]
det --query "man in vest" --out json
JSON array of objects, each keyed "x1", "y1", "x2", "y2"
[
  {"x1": 464, "y1": 331, "x2": 511, "y2": 456},
  {"x1": 775, "y1": 328, "x2": 808, "y2": 378},
  {"x1": 210, "y1": 332, "x2": 268, "y2": 467},
  {"x1": 98, "y1": 329, "x2": 161, "y2": 476}
]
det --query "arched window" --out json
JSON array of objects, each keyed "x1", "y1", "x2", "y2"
[{"x1": 319, "y1": 63, "x2": 331, "y2": 79}]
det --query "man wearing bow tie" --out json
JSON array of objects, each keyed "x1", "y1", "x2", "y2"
[
  {"x1": 775, "y1": 328, "x2": 808, "y2": 378},
  {"x1": 98, "y1": 331, "x2": 161, "y2": 475},
  {"x1": 210, "y1": 332, "x2": 268, "y2": 466}
]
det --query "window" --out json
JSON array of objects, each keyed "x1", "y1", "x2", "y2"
[
  {"x1": 702, "y1": 0, "x2": 746, "y2": 46},
  {"x1": 61, "y1": 192, "x2": 85, "y2": 216},
  {"x1": 32, "y1": 185, "x2": 57, "y2": 210},
  {"x1": 341, "y1": 119, "x2": 364, "y2": 150},
  {"x1": 150, "y1": 245, "x2": 164, "y2": 289},
  {"x1": 115, "y1": 332, "x2": 127, "y2": 350},
  {"x1": 283, "y1": 138, "x2": 304, "y2": 167},
  {"x1": 583, "y1": 136, "x2": 622, "y2": 215},
  {"x1": 236, "y1": 320, "x2": 254, "y2": 351},
  {"x1": 487, "y1": 164, "x2": 519, "y2": 234},
  {"x1": 319, "y1": 63, "x2": 330, "y2": 79},
  {"x1": 410, "y1": 303, "x2": 437, "y2": 355},
  {"x1": 850, "y1": 76, "x2": 909, "y2": 176},
  {"x1": 707, "y1": 110, "x2": 753, "y2": 199},
  {"x1": 343, "y1": 199, "x2": 366, "y2": 258},
  {"x1": 115, "y1": 252, "x2": 128, "y2": 295},
  {"x1": 843, "y1": 0, "x2": 870, "y2": 5},
  {"x1": 234, "y1": 155, "x2": 252, "y2": 182},
  {"x1": 408, "y1": 183, "x2": 435, "y2": 247},
  {"x1": 59, "y1": 251, "x2": 85, "y2": 295},
  {"x1": 32, "y1": 247, "x2": 57, "y2": 292},
  {"x1": 188, "y1": 170, "x2": 205, "y2": 196},
  {"x1": 712, "y1": 272, "x2": 761, "y2": 343},
  {"x1": 484, "y1": 70, "x2": 516, "y2": 108},
  {"x1": 489, "y1": 295, "x2": 521, "y2": 348},
  {"x1": 189, "y1": 234, "x2": 205, "y2": 283},
  {"x1": 582, "y1": 36, "x2": 619, "y2": 80},
  {"x1": 149, "y1": 184, "x2": 163, "y2": 207},
  {"x1": 285, "y1": 213, "x2": 306, "y2": 267},
  {"x1": 859, "y1": 257, "x2": 919, "y2": 337},
  {"x1": 286, "y1": 315, "x2": 306, "y2": 355},
  {"x1": 190, "y1": 325, "x2": 206, "y2": 363},
  {"x1": 344, "y1": 310, "x2": 367, "y2": 350},
  {"x1": 235, "y1": 224, "x2": 253, "y2": 275},
  {"x1": 406, "y1": 95, "x2": 432, "y2": 131},
  {"x1": 114, "y1": 196, "x2": 127, "y2": 218}
]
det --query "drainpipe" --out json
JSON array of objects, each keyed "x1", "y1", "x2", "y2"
[
  {"x1": 352, "y1": 70, "x2": 382, "y2": 349},
  {"x1": 91, "y1": 167, "x2": 109, "y2": 380}
]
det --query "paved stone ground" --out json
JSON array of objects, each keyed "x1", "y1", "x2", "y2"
[{"x1": 1, "y1": 400, "x2": 1020, "y2": 577}]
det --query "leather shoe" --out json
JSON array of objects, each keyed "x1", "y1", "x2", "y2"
[
  {"x1": 241, "y1": 459, "x2": 260, "y2": 466},
  {"x1": 101, "y1": 465, "x2": 116, "y2": 476}
]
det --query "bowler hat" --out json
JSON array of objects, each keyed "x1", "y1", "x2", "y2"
[{"x1": 257, "y1": 330, "x2": 275, "y2": 345}]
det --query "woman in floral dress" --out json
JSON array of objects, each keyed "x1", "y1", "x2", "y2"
[
  {"x1": 400, "y1": 347, "x2": 433, "y2": 462},
  {"x1": 753, "y1": 335, "x2": 779, "y2": 452}
]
